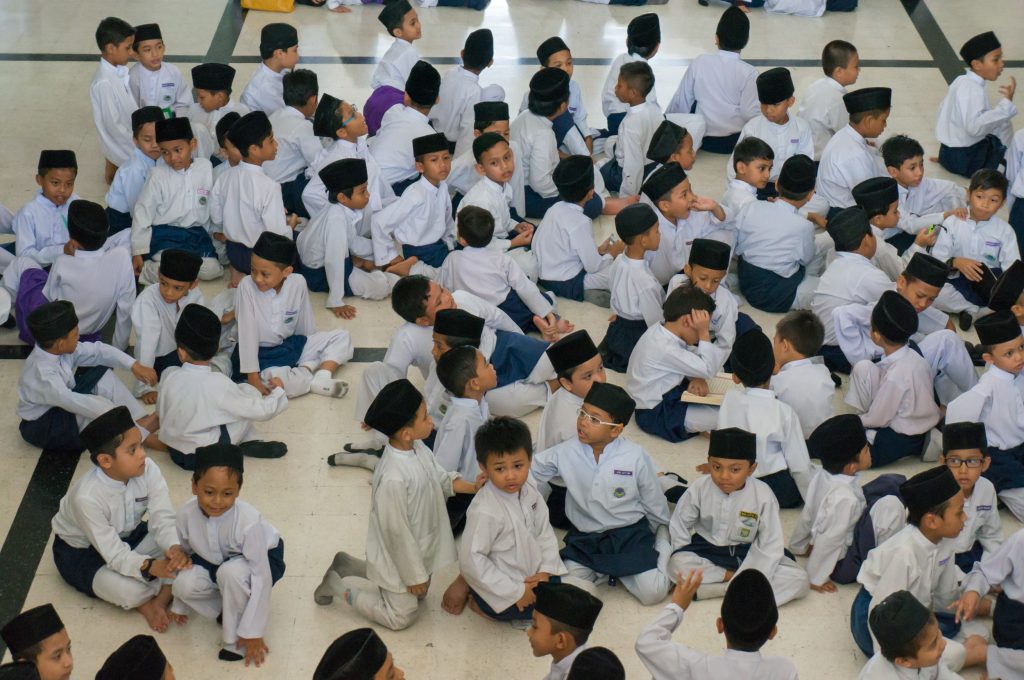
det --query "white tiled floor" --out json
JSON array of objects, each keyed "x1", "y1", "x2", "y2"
[{"x1": 0, "y1": 0, "x2": 1019, "y2": 678}]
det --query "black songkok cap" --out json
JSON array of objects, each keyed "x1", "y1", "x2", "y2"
[
  {"x1": 708, "y1": 427, "x2": 756, "y2": 461},
  {"x1": 261, "y1": 23, "x2": 298, "y2": 54},
  {"x1": 227, "y1": 110, "x2": 272, "y2": 153},
  {"x1": 191, "y1": 63, "x2": 235, "y2": 91},
  {"x1": 529, "y1": 67, "x2": 570, "y2": 103},
  {"x1": 716, "y1": 6, "x2": 750, "y2": 51},
  {"x1": 903, "y1": 252, "x2": 949, "y2": 290},
  {"x1": 378, "y1": 0, "x2": 413, "y2": 34},
  {"x1": 827, "y1": 206, "x2": 871, "y2": 252},
  {"x1": 975, "y1": 310, "x2": 1022, "y2": 347},
  {"x1": 989, "y1": 260, "x2": 1024, "y2": 311},
  {"x1": 536, "y1": 36, "x2": 569, "y2": 66},
  {"x1": 730, "y1": 329, "x2": 775, "y2": 387},
  {"x1": 627, "y1": 13, "x2": 660, "y2": 49},
  {"x1": 843, "y1": 87, "x2": 892, "y2": 114},
  {"x1": 27, "y1": 300, "x2": 77, "y2": 345},
  {"x1": 474, "y1": 100, "x2": 509, "y2": 124},
  {"x1": 642, "y1": 162, "x2": 687, "y2": 203},
  {"x1": 900, "y1": 466, "x2": 961, "y2": 516},
  {"x1": 313, "y1": 628, "x2": 388, "y2": 680},
  {"x1": 852, "y1": 177, "x2": 898, "y2": 215},
  {"x1": 721, "y1": 569, "x2": 778, "y2": 646},
  {"x1": 405, "y1": 61, "x2": 441, "y2": 107},
  {"x1": 777, "y1": 154, "x2": 816, "y2": 194},
  {"x1": 412, "y1": 132, "x2": 449, "y2": 158},
  {"x1": 0, "y1": 662, "x2": 40, "y2": 680},
  {"x1": 67, "y1": 200, "x2": 109, "y2": 250},
  {"x1": 615, "y1": 203, "x2": 658, "y2": 242},
  {"x1": 872, "y1": 290, "x2": 918, "y2": 344},
  {"x1": 131, "y1": 106, "x2": 165, "y2": 131},
  {"x1": 95, "y1": 635, "x2": 167, "y2": 680},
  {"x1": 1, "y1": 604, "x2": 64, "y2": 656},
  {"x1": 195, "y1": 442, "x2": 244, "y2": 473},
  {"x1": 942, "y1": 421, "x2": 987, "y2": 454},
  {"x1": 252, "y1": 231, "x2": 296, "y2": 266},
  {"x1": 567, "y1": 647, "x2": 624, "y2": 680},
  {"x1": 80, "y1": 406, "x2": 136, "y2": 457},
  {"x1": 133, "y1": 23, "x2": 162, "y2": 43},
  {"x1": 463, "y1": 29, "x2": 494, "y2": 69},
  {"x1": 313, "y1": 94, "x2": 343, "y2": 138},
  {"x1": 320, "y1": 159, "x2": 368, "y2": 194},
  {"x1": 688, "y1": 238, "x2": 731, "y2": 272},
  {"x1": 869, "y1": 591, "x2": 933, "y2": 652},
  {"x1": 553, "y1": 155, "x2": 595, "y2": 199},
  {"x1": 364, "y1": 379, "x2": 423, "y2": 437},
  {"x1": 434, "y1": 308, "x2": 484, "y2": 342},
  {"x1": 808, "y1": 414, "x2": 867, "y2": 468},
  {"x1": 159, "y1": 249, "x2": 202, "y2": 283},
  {"x1": 216, "y1": 112, "x2": 242, "y2": 146},
  {"x1": 546, "y1": 330, "x2": 599, "y2": 375},
  {"x1": 584, "y1": 382, "x2": 636, "y2": 426},
  {"x1": 533, "y1": 582, "x2": 603, "y2": 632},
  {"x1": 647, "y1": 120, "x2": 687, "y2": 165},
  {"x1": 960, "y1": 32, "x2": 1001, "y2": 65},
  {"x1": 175, "y1": 303, "x2": 221, "y2": 361},
  {"x1": 756, "y1": 67, "x2": 794, "y2": 105},
  {"x1": 155, "y1": 116, "x2": 193, "y2": 143},
  {"x1": 38, "y1": 150, "x2": 77, "y2": 173}
]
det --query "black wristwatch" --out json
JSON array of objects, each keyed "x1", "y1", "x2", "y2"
[{"x1": 140, "y1": 558, "x2": 156, "y2": 581}]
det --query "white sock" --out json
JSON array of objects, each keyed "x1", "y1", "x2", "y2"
[{"x1": 313, "y1": 368, "x2": 333, "y2": 383}]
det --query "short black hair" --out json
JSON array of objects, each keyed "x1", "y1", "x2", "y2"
[
  {"x1": 283, "y1": 69, "x2": 318, "y2": 108},
  {"x1": 821, "y1": 40, "x2": 858, "y2": 77},
  {"x1": 13, "y1": 642, "x2": 44, "y2": 662},
  {"x1": 879, "y1": 613, "x2": 938, "y2": 663},
  {"x1": 391, "y1": 275, "x2": 432, "y2": 323},
  {"x1": 192, "y1": 460, "x2": 244, "y2": 486},
  {"x1": 775, "y1": 310, "x2": 824, "y2": 358},
  {"x1": 549, "y1": 618, "x2": 591, "y2": 647},
  {"x1": 474, "y1": 119, "x2": 505, "y2": 133},
  {"x1": 436, "y1": 345, "x2": 481, "y2": 398},
  {"x1": 969, "y1": 168, "x2": 1008, "y2": 199},
  {"x1": 907, "y1": 496, "x2": 952, "y2": 527},
  {"x1": 732, "y1": 136, "x2": 774, "y2": 171},
  {"x1": 777, "y1": 183, "x2": 811, "y2": 202},
  {"x1": 475, "y1": 416, "x2": 533, "y2": 465},
  {"x1": 663, "y1": 283, "x2": 715, "y2": 323},
  {"x1": 89, "y1": 432, "x2": 126, "y2": 466},
  {"x1": 849, "y1": 108, "x2": 888, "y2": 125},
  {"x1": 881, "y1": 134, "x2": 925, "y2": 171},
  {"x1": 435, "y1": 332, "x2": 480, "y2": 352},
  {"x1": 177, "y1": 342, "x2": 213, "y2": 363},
  {"x1": 528, "y1": 91, "x2": 569, "y2": 118},
  {"x1": 95, "y1": 17, "x2": 135, "y2": 51},
  {"x1": 216, "y1": 111, "x2": 242, "y2": 148},
  {"x1": 457, "y1": 206, "x2": 495, "y2": 248},
  {"x1": 472, "y1": 132, "x2": 508, "y2": 163},
  {"x1": 619, "y1": 61, "x2": 654, "y2": 97}
]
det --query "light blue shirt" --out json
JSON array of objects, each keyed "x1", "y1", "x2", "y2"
[
  {"x1": 105, "y1": 147, "x2": 158, "y2": 213},
  {"x1": 734, "y1": 199, "x2": 815, "y2": 277},
  {"x1": 13, "y1": 190, "x2": 79, "y2": 265}
]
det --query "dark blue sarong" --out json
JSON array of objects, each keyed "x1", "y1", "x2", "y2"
[
  {"x1": 149, "y1": 225, "x2": 216, "y2": 259},
  {"x1": 191, "y1": 539, "x2": 286, "y2": 585},
  {"x1": 635, "y1": 381, "x2": 696, "y2": 444},
  {"x1": 498, "y1": 288, "x2": 547, "y2": 333},
  {"x1": 19, "y1": 365, "x2": 111, "y2": 452},
  {"x1": 281, "y1": 173, "x2": 311, "y2": 219},
  {"x1": 53, "y1": 522, "x2": 149, "y2": 598},
  {"x1": 870, "y1": 427, "x2": 928, "y2": 468},
  {"x1": 984, "y1": 442, "x2": 1024, "y2": 492},
  {"x1": 758, "y1": 469, "x2": 804, "y2": 509},
  {"x1": 598, "y1": 316, "x2": 648, "y2": 373},
  {"x1": 230, "y1": 334, "x2": 308, "y2": 381},
  {"x1": 402, "y1": 239, "x2": 448, "y2": 268},
  {"x1": 105, "y1": 207, "x2": 132, "y2": 235},
  {"x1": 539, "y1": 269, "x2": 586, "y2": 302},
  {"x1": 737, "y1": 257, "x2": 804, "y2": 313},
  {"x1": 560, "y1": 518, "x2": 658, "y2": 578},
  {"x1": 296, "y1": 254, "x2": 354, "y2": 298},
  {"x1": 938, "y1": 135, "x2": 1006, "y2": 179},
  {"x1": 491, "y1": 329, "x2": 547, "y2": 387}
]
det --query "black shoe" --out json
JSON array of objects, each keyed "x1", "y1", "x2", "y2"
[
  {"x1": 238, "y1": 441, "x2": 287, "y2": 459},
  {"x1": 830, "y1": 372, "x2": 842, "y2": 389},
  {"x1": 0, "y1": 315, "x2": 15, "y2": 329},
  {"x1": 218, "y1": 649, "x2": 243, "y2": 662},
  {"x1": 959, "y1": 310, "x2": 973, "y2": 331},
  {"x1": 965, "y1": 341, "x2": 986, "y2": 367},
  {"x1": 698, "y1": 0, "x2": 709, "y2": 4},
  {"x1": 343, "y1": 442, "x2": 385, "y2": 455}
]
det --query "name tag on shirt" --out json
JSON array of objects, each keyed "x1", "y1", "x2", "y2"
[
  {"x1": 613, "y1": 470, "x2": 633, "y2": 476},
  {"x1": 135, "y1": 496, "x2": 149, "y2": 503},
  {"x1": 976, "y1": 504, "x2": 992, "y2": 511},
  {"x1": 790, "y1": 138, "x2": 800, "y2": 144},
  {"x1": 284, "y1": 311, "x2": 298, "y2": 324},
  {"x1": 938, "y1": 557, "x2": 950, "y2": 567}
]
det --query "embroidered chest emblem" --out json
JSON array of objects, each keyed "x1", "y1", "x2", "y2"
[{"x1": 613, "y1": 487, "x2": 626, "y2": 498}]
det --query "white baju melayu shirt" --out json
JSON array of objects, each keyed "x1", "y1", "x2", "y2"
[
  {"x1": 797, "y1": 77, "x2": 847, "y2": 160},
  {"x1": 432, "y1": 396, "x2": 489, "y2": 480},
  {"x1": 369, "y1": 105, "x2": 435, "y2": 186},
  {"x1": 131, "y1": 158, "x2": 214, "y2": 256},
  {"x1": 727, "y1": 114, "x2": 814, "y2": 183},
  {"x1": 816, "y1": 124, "x2": 885, "y2": 209},
  {"x1": 626, "y1": 325, "x2": 728, "y2": 409},
  {"x1": 936, "y1": 70, "x2": 1017, "y2": 149},
  {"x1": 91, "y1": 58, "x2": 139, "y2": 166},
  {"x1": 129, "y1": 62, "x2": 192, "y2": 117},
  {"x1": 789, "y1": 466, "x2": 867, "y2": 586},
  {"x1": 263, "y1": 106, "x2": 323, "y2": 183},
  {"x1": 770, "y1": 358, "x2": 835, "y2": 439},
  {"x1": 371, "y1": 175, "x2": 454, "y2": 265},
  {"x1": 210, "y1": 161, "x2": 290, "y2": 247},
  {"x1": 13, "y1": 191, "x2": 79, "y2": 266},
  {"x1": 106, "y1": 149, "x2": 159, "y2": 215},
  {"x1": 44, "y1": 248, "x2": 136, "y2": 350},
  {"x1": 666, "y1": 50, "x2": 759, "y2": 138},
  {"x1": 240, "y1": 64, "x2": 287, "y2": 115}
]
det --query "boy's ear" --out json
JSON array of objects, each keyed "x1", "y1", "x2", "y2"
[
  {"x1": 414, "y1": 315, "x2": 433, "y2": 327},
  {"x1": 474, "y1": 163, "x2": 486, "y2": 176},
  {"x1": 282, "y1": 264, "x2": 295, "y2": 277},
  {"x1": 715, "y1": 617, "x2": 725, "y2": 635},
  {"x1": 457, "y1": 236, "x2": 468, "y2": 247},
  {"x1": 885, "y1": 166, "x2": 900, "y2": 181},
  {"x1": 981, "y1": 351, "x2": 994, "y2": 365},
  {"x1": 749, "y1": 461, "x2": 758, "y2": 474},
  {"x1": 189, "y1": 279, "x2": 200, "y2": 290},
  {"x1": 731, "y1": 374, "x2": 742, "y2": 385},
  {"x1": 415, "y1": 160, "x2": 425, "y2": 174},
  {"x1": 767, "y1": 624, "x2": 778, "y2": 641},
  {"x1": 982, "y1": 456, "x2": 992, "y2": 473},
  {"x1": 35, "y1": 174, "x2": 44, "y2": 188},
  {"x1": 1010, "y1": 302, "x2": 1024, "y2": 318},
  {"x1": 96, "y1": 452, "x2": 115, "y2": 470},
  {"x1": 189, "y1": 138, "x2": 198, "y2": 153}
]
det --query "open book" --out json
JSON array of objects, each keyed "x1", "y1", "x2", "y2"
[{"x1": 680, "y1": 372, "x2": 740, "y2": 406}]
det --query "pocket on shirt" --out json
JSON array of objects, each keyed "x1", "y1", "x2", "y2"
[{"x1": 728, "y1": 510, "x2": 760, "y2": 544}]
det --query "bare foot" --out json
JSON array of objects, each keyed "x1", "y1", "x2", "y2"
[
  {"x1": 328, "y1": 5, "x2": 352, "y2": 11},
  {"x1": 137, "y1": 412, "x2": 160, "y2": 433},
  {"x1": 533, "y1": 315, "x2": 557, "y2": 342},
  {"x1": 442, "y1": 575, "x2": 470, "y2": 615},
  {"x1": 385, "y1": 256, "x2": 418, "y2": 277},
  {"x1": 144, "y1": 434, "x2": 169, "y2": 452},
  {"x1": 602, "y1": 195, "x2": 640, "y2": 215},
  {"x1": 138, "y1": 597, "x2": 171, "y2": 633},
  {"x1": 466, "y1": 595, "x2": 493, "y2": 621},
  {"x1": 141, "y1": 392, "x2": 158, "y2": 405},
  {"x1": 169, "y1": 612, "x2": 188, "y2": 626},
  {"x1": 929, "y1": 155, "x2": 940, "y2": 163}
]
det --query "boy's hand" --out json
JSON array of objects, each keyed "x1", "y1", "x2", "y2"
[
  {"x1": 695, "y1": 463, "x2": 711, "y2": 474},
  {"x1": 723, "y1": 569, "x2": 735, "y2": 582},
  {"x1": 63, "y1": 241, "x2": 76, "y2": 256},
  {"x1": 807, "y1": 213, "x2": 828, "y2": 230},
  {"x1": 221, "y1": 309, "x2": 235, "y2": 325},
  {"x1": 237, "y1": 637, "x2": 268, "y2": 667},
  {"x1": 688, "y1": 309, "x2": 712, "y2": 339},
  {"x1": 524, "y1": 572, "x2": 553, "y2": 585},
  {"x1": 515, "y1": 583, "x2": 538, "y2": 611},
  {"x1": 165, "y1": 545, "x2": 192, "y2": 572},
  {"x1": 247, "y1": 373, "x2": 271, "y2": 396},
  {"x1": 953, "y1": 257, "x2": 985, "y2": 282},
  {"x1": 474, "y1": 471, "x2": 488, "y2": 491},
  {"x1": 148, "y1": 558, "x2": 176, "y2": 580},
  {"x1": 407, "y1": 581, "x2": 430, "y2": 598},
  {"x1": 213, "y1": 232, "x2": 227, "y2": 242},
  {"x1": 810, "y1": 581, "x2": 838, "y2": 594},
  {"x1": 687, "y1": 378, "x2": 709, "y2": 397},
  {"x1": 330, "y1": 305, "x2": 357, "y2": 319},
  {"x1": 132, "y1": 255, "x2": 144, "y2": 277},
  {"x1": 287, "y1": 213, "x2": 300, "y2": 230},
  {"x1": 671, "y1": 570, "x2": 703, "y2": 610},
  {"x1": 267, "y1": 377, "x2": 285, "y2": 391},
  {"x1": 510, "y1": 227, "x2": 534, "y2": 249},
  {"x1": 690, "y1": 195, "x2": 718, "y2": 213},
  {"x1": 131, "y1": 362, "x2": 158, "y2": 386},
  {"x1": 142, "y1": 391, "x2": 158, "y2": 405},
  {"x1": 953, "y1": 591, "x2": 982, "y2": 623},
  {"x1": 914, "y1": 227, "x2": 939, "y2": 248},
  {"x1": 945, "y1": 207, "x2": 969, "y2": 220},
  {"x1": 1001, "y1": 76, "x2": 1017, "y2": 101}
]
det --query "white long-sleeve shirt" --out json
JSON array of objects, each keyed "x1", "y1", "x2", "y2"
[
  {"x1": 369, "y1": 39, "x2": 419, "y2": 91},
  {"x1": 234, "y1": 273, "x2": 316, "y2": 374},
  {"x1": 636, "y1": 603, "x2": 799, "y2": 680},
  {"x1": 536, "y1": 388, "x2": 583, "y2": 453},
  {"x1": 764, "y1": 0, "x2": 825, "y2": 17},
  {"x1": 770, "y1": 358, "x2": 835, "y2": 439},
  {"x1": 834, "y1": 301, "x2": 950, "y2": 365},
  {"x1": 534, "y1": 201, "x2": 611, "y2": 282},
  {"x1": 963, "y1": 527, "x2": 1024, "y2": 602},
  {"x1": 798, "y1": 77, "x2": 848, "y2": 160},
  {"x1": 644, "y1": 202, "x2": 731, "y2": 286},
  {"x1": 626, "y1": 325, "x2": 728, "y2": 409},
  {"x1": 240, "y1": 64, "x2": 287, "y2": 115},
  {"x1": 893, "y1": 177, "x2": 965, "y2": 237},
  {"x1": 175, "y1": 498, "x2": 280, "y2": 638},
  {"x1": 936, "y1": 70, "x2": 1017, "y2": 148},
  {"x1": 430, "y1": 66, "x2": 484, "y2": 143},
  {"x1": 857, "y1": 654, "x2": 963, "y2": 680},
  {"x1": 510, "y1": 110, "x2": 559, "y2": 198},
  {"x1": 666, "y1": 50, "x2": 759, "y2": 138},
  {"x1": 131, "y1": 159, "x2": 214, "y2": 256},
  {"x1": 460, "y1": 479, "x2": 565, "y2": 613},
  {"x1": 614, "y1": 101, "x2": 664, "y2": 196},
  {"x1": 158, "y1": 363, "x2": 288, "y2": 454},
  {"x1": 734, "y1": 199, "x2": 814, "y2": 277},
  {"x1": 186, "y1": 100, "x2": 250, "y2": 161},
  {"x1": 789, "y1": 466, "x2": 866, "y2": 586},
  {"x1": 931, "y1": 213, "x2": 1020, "y2": 271},
  {"x1": 953, "y1": 476, "x2": 1002, "y2": 565},
  {"x1": 608, "y1": 254, "x2": 664, "y2": 325},
  {"x1": 302, "y1": 136, "x2": 394, "y2": 225},
  {"x1": 13, "y1": 191, "x2": 79, "y2": 266},
  {"x1": 44, "y1": 248, "x2": 136, "y2": 350},
  {"x1": 718, "y1": 387, "x2": 812, "y2": 495},
  {"x1": 129, "y1": 62, "x2": 191, "y2": 117},
  {"x1": 816, "y1": 124, "x2": 885, "y2": 209},
  {"x1": 51, "y1": 459, "x2": 178, "y2": 577},
  {"x1": 91, "y1": 58, "x2": 139, "y2": 166},
  {"x1": 17, "y1": 341, "x2": 135, "y2": 421},
  {"x1": 371, "y1": 176, "x2": 453, "y2": 264},
  {"x1": 296, "y1": 202, "x2": 372, "y2": 308},
  {"x1": 439, "y1": 246, "x2": 552, "y2": 315},
  {"x1": 946, "y1": 364, "x2": 1024, "y2": 450},
  {"x1": 106, "y1": 148, "x2": 159, "y2": 215},
  {"x1": 131, "y1": 284, "x2": 205, "y2": 369},
  {"x1": 812, "y1": 252, "x2": 894, "y2": 346},
  {"x1": 459, "y1": 176, "x2": 519, "y2": 244},
  {"x1": 432, "y1": 396, "x2": 489, "y2": 480},
  {"x1": 1008, "y1": 128, "x2": 1024, "y2": 204},
  {"x1": 366, "y1": 441, "x2": 458, "y2": 592},
  {"x1": 601, "y1": 52, "x2": 656, "y2": 118},
  {"x1": 531, "y1": 436, "x2": 670, "y2": 534},
  {"x1": 210, "y1": 161, "x2": 290, "y2": 247},
  {"x1": 369, "y1": 105, "x2": 435, "y2": 186},
  {"x1": 727, "y1": 114, "x2": 814, "y2": 183},
  {"x1": 851, "y1": 345, "x2": 941, "y2": 435},
  {"x1": 263, "y1": 106, "x2": 323, "y2": 183}
]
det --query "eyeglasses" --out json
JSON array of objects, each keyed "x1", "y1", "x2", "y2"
[
  {"x1": 341, "y1": 102, "x2": 359, "y2": 127},
  {"x1": 945, "y1": 457, "x2": 984, "y2": 469},
  {"x1": 576, "y1": 407, "x2": 620, "y2": 428}
]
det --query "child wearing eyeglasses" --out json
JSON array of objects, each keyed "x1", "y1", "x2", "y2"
[{"x1": 940, "y1": 422, "x2": 1002, "y2": 581}]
